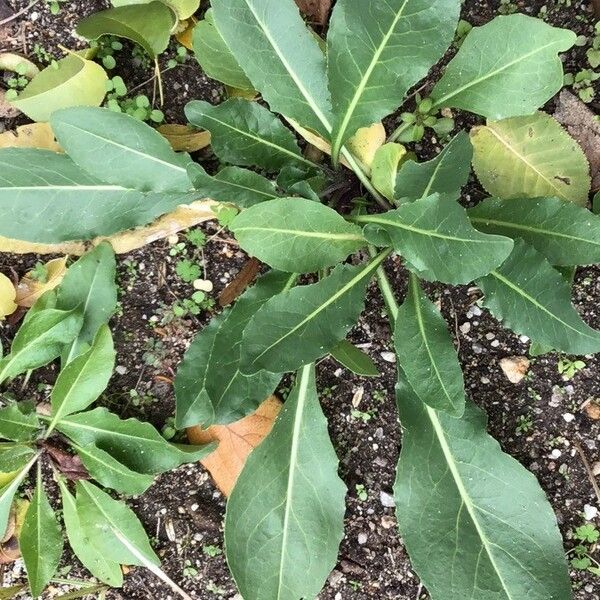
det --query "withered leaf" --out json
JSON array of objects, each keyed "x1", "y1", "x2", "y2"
[
  {"x1": 218, "y1": 257, "x2": 262, "y2": 307},
  {"x1": 15, "y1": 256, "x2": 68, "y2": 308},
  {"x1": 0, "y1": 122, "x2": 61, "y2": 152},
  {"x1": 42, "y1": 443, "x2": 89, "y2": 481},
  {"x1": 294, "y1": 0, "x2": 332, "y2": 25},
  {"x1": 158, "y1": 123, "x2": 211, "y2": 153}
]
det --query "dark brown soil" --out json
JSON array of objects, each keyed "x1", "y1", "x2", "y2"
[{"x1": 1, "y1": 1, "x2": 599, "y2": 599}]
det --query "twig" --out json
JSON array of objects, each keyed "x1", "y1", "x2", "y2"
[
  {"x1": 0, "y1": 0, "x2": 43, "y2": 27},
  {"x1": 573, "y1": 438, "x2": 600, "y2": 505}
]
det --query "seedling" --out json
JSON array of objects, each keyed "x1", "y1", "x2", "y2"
[{"x1": 558, "y1": 357, "x2": 586, "y2": 380}]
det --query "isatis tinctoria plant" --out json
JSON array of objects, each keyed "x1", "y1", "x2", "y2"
[{"x1": 0, "y1": 1, "x2": 598, "y2": 598}]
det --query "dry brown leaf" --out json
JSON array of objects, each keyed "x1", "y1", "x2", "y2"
[
  {"x1": 218, "y1": 257, "x2": 262, "y2": 307},
  {"x1": 0, "y1": 122, "x2": 61, "y2": 151},
  {"x1": 585, "y1": 400, "x2": 600, "y2": 420},
  {"x1": 499, "y1": 356, "x2": 530, "y2": 384},
  {"x1": 187, "y1": 396, "x2": 281, "y2": 496},
  {"x1": 15, "y1": 256, "x2": 68, "y2": 308},
  {"x1": 554, "y1": 90, "x2": 600, "y2": 192},
  {"x1": 0, "y1": 499, "x2": 29, "y2": 564},
  {"x1": 294, "y1": 0, "x2": 332, "y2": 25},
  {"x1": 287, "y1": 119, "x2": 385, "y2": 172},
  {"x1": 0, "y1": 272, "x2": 17, "y2": 320},
  {"x1": 158, "y1": 124, "x2": 211, "y2": 152},
  {"x1": 0, "y1": 199, "x2": 218, "y2": 256},
  {"x1": 175, "y1": 16, "x2": 197, "y2": 50}
]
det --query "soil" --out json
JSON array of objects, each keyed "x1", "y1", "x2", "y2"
[{"x1": 1, "y1": 0, "x2": 600, "y2": 599}]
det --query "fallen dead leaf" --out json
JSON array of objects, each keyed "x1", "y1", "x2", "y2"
[
  {"x1": 294, "y1": 0, "x2": 332, "y2": 25},
  {"x1": 15, "y1": 256, "x2": 68, "y2": 308},
  {"x1": 42, "y1": 442, "x2": 89, "y2": 480},
  {"x1": 158, "y1": 124, "x2": 211, "y2": 153},
  {"x1": 218, "y1": 257, "x2": 261, "y2": 306},
  {"x1": 0, "y1": 199, "x2": 217, "y2": 256},
  {"x1": 0, "y1": 122, "x2": 61, "y2": 151},
  {"x1": 554, "y1": 90, "x2": 600, "y2": 192},
  {"x1": 499, "y1": 356, "x2": 530, "y2": 384},
  {"x1": 175, "y1": 16, "x2": 197, "y2": 50},
  {"x1": 585, "y1": 400, "x2": 600, "y2": 420},
  {"x1": 0, "y1": 53, "x2": 39, "y2": 79},
  {"x1": 0, "y1": 499, "x2": 29, "y2": 564},
  {"x1": 0, "y1": 272, "x2": 17, "y2": 319},
  {"x1": 287, "y1": 119, "x2": 385, "y2": 172},
  {"x1": 187, "y1": 396, "x2": 281, "y2": 496}
]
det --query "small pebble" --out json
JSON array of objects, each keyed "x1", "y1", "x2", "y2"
[
  {"x1": 584, "y1": 504, "x2": 598, "y2": 521},
  {"x1": 193, "y1": 279, "x2": 213, "y2": 292},
  {"x1": 115, "y1": 365, "x2": 127, "y2": 375},
  {"x1": 550, "y1": 449, "x2": 562, "y2": 459},
  {"x1": 357, "y1": 533, "x2": 368, "y2": 545},
  {"x1": 459, "y1": 322, "x2": 471, "y2": 334},
  {"x1": 562, "y1": 413, "x2": 575, "y2": 423},
  {"x1": 380, "y1": 351, "x2": 396, "y2": 363},
  {"x1": 380, "y1": 491, "x2": 395, "y2": 508}
]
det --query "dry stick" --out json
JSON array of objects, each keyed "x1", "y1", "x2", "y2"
[
  {"x1": 573, "y1": 438, "x2": 600, "y2": 505},
  {"x1": 0, "y1": 0, "x2": 43, "y2": 26}
]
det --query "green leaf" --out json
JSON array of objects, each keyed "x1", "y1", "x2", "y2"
[
  {"x1": 394, "y1": 375, "x2": 572, "y2": 600},
  {"x1": 0, "y1": 453, "x2": 38, "y2": 536},
  {"x1": 51, "y1": 107, "x2": 192, "y2": 193},
  {"x1": 230, "y1": 198, "x2": 366, "y2": 273},
  {"x1": 327, "y1": 0, "x2": 460, "y2": 160},
  {"x1": 276, "y1": 165, "x2": 328, "y2": 202},
  {"x1": 471, "y1": 113, "x2": 591, "y2": 205},
  {"x1": 395, "y1": 131, "x2": 473, "y2": 202},
  {"x1": 0, "y1": 150, "x2": 194, "y2": 244},
  {"x1": 73, "y1": 443, "x2": 155, "y2": 495},
  {"x1": 359, "y1": 194, "x2": 513, "y2": 284},
  {"x1": 371, "y1": 143, "x2": 407, "y2": 202},
  {"x1": 430, "y1": 14, "x2": 576, "y2": 119},
  {"x1": 468, "y1": 197, "x2": 600, "y2": 266},
  {"x1": 58, "y1": 480, "x2": 123, "y2": 587},
  {"x1": 55, "y1": 243, "x2": 117, "y2": 364},
  {"x1": 477, "y1": 240, "x2": 600, "y2": 355},
  {"x1": 330, "y1": 339, "x2": 379, "y2": 377},
  {"x1": 0, "y1": 404, "x2": 40, "y2": 442},
  {"x1": 175, "y1": 271, "x2": 294, "y2": 429},
  {"x1": 241, "y1": 252, "x2": 389, "y2": 374},
  {"x1": 225, "y1": 364, "x2": 346, "y2": 600},
  {"x1": 56, "y1": 407, "x2": 214, "y2": 474},
  {"x1": 211, "y1": 0, "x2": 333, "y2": 138},
  {"x1": 185, "y1": 98, "x2": 314, "y2": 171},
  {"x1": 47, "y1": 326, "x2": 115, "y2": 435},
  {"x1": 0, "y1": 308, "x2": 83, "y2": 384},
  {"x1": 188, "y1": 164, "x2": 281, "y2": 208},
  {"x1": 10, "y1": 55, "x2": 107, "y2": 123},
  {"x1": 76, "y1": 2, "x2": 175, "y2": 58},
  {"x1": 395, "y1": 275, "x2": 465, "y2": 416},
  {"x1": 75, "y1": 480, "x2": 158, "y2": 567},
  {"x1": 192, "y1": 9, "x2": 254, "y2": 90},
  {"x1": 21, "y1": 468, "x2": 64, "y2": 597},
  {"x1": 593, "y1": 191, "x2": 599, "y2": 214},
  {"x1": 0, "y1": 445, "x2": 36, "y2": 472}
]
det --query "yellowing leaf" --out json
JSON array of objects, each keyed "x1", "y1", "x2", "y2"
[
  {"x1": 0, "y1": 123, "x2": 61, "y2": 151},
  {"x1": 175, "y1": 16, "x2": 197, "y2": 50},
  {"x1": 225, "y1": 86, "x2": 259, "y2": 100},
  {"x1": 15, "y1": 257, "x2": 68, "y2": 308},
  {"x1": 0, "y1": 199, "x2": 217, "y2": 256},
  {"x1": 187, "y1": 396, "x2": 281, "y2": 496},
  {"x1": 0, "y1": 53, "x2": 39, "y2": 79},
  {"x1": 287, "y1": 118, "x2": 385, "y2": 172},
  {"x1": 0, "y1": 274, "x2": 17, "y2": 320},
  {"x1": 157, "y1": 123, "x2": 211, "y2": 152}
]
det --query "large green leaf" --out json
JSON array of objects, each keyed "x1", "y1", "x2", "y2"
[
  {"x1": 359, "y1": 194, "x2": 513, "y2": 284},
  {"x1": 470, "y1": 113, "x2": 591, "y2": 205},
  {"x1": 0, "y1": 150, "x2": 194, "y2": 243},
  {"x1": 51, "y1": 107, "x2": 192, "y2": 193},
  {"x1": 46, "y1": 326, "x2": 115, "y2": 435},
  {"x1": 395, "y1": 131, "x2": 473, "y2": 202},
  {"x1": 76, "y1": 2, "x2": 175, "y2": 58},
  {"x1": 477, "y1": 240, "x2": 600, "y2": 355},
  {"x1": 0, "y1": 404, "x2": 40, "y2": 442},
  {"x1": 58, "y1": 480, "x2": 124, "y2": 587},
  {"x1": 185, "y1": 99, "x2": 314, "y2": 171},
  {"x1": 75, "y1": 481, "x2": 159, "y2": 567},
  {"x1": 230, "y1": 198, "x2": 366, "y2": 272},
  {"x1": 225, "y1": 364, "x2": 346, "y2": 600},
  {"x1": 56, "y1": 407, "x2": 214, "y2": 474},
  {"x1": 0, "y1": 445, "x2": 36, "y2": 472},
  {"x1": 394, "y1": 376, "x2": 572, "y2": 600},
  {"x1": 330, "y1": 339, "x2": 379, "y2": 377},
  {"x1": 10, "y1": 55, "x2": 107, "y2": 123},
  {"x1": 468, "y1": 197, "x2": 600, "y2": 266},
  {"x1": 175, "y1": 271, "x2": 293, "y2": 429},
  {"x1": 192, "y1": 9, "x2": 254, "y2": 90},
  {"x1": 430, "y1": 14, "x2": 576, "y2": 119},
  {"x1": 55, "y1": 243, "x2": 118, "y2": 364},
  {"x1": 0, "y1": 453, "x2": 38, "y2": 536},
  {"x1": 240, "y1": 253, "x2": 389, "y2": 374},
  {"x1": 21, "y1": 468, "x2": 64, "y2": 597},
  {"x1": 395, "y1": 275, "x2": 465, "y2": 416},
  {"x1": 72, "y1": 443, "x2": 155, "y2": 495},
  {"x1": 188, "y1": 164, "x2": 281, "y2": 208},
  {"x1": 0, "y1": 308, "x2": 82, "y2": 384},
  {"x1": 211, "y1": 0, "x2": 333, "y2": 137},
  {"x1": 327, "y1": 0, "x2": 460, "y2": 161}
]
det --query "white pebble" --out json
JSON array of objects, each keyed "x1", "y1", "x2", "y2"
[
  {"x1": 550, "y1": 449, "x2": 562, "y2": 459},
  {"x1": 380, "y1": 491, "x2": 395, "y2": 508},
  {"x1": 584, "y1": 504, "x2": 598, "y2": 521},
  {"x1": 459, "y1": 322, "x2": 471, "y2": 334},
  {"x1": 562, "y1": 413, "x2": 575, "y2": 423},
  {"x1": 115, "y1": 365, "x2": 127, "y2": 375},
  {"x1": 380, "y1": 351, "x2": 396, "y2": 363},
  {"x1": 357, "y1": 533, "x2": 368, "y2": 545},
  {"x1": 193, "y1": 279, "x2": 213, "y2": 292}
]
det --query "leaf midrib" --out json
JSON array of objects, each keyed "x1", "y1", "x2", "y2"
[{"x1": 234, "y1": 226, "x2": 365, "y2": 242}]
